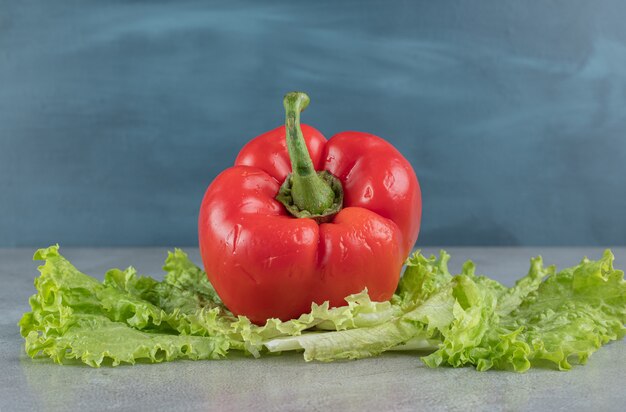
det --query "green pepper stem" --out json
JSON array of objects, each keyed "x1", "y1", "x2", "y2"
[{"x1": 283, "y1": 92, "x2": 336, "y2": 215}]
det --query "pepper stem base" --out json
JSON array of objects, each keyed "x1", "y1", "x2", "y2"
[{"x1": 276, "y1": 171, "x2": 344, "y2": 223}]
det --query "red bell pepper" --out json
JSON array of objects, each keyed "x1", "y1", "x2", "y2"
[{"x1": 198, "y1": 92, "x2": 421, "y2": 324}]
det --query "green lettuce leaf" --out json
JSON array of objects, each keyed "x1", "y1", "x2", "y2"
[
  {"x1": 498, "y1": 250, "x2": 626, "y2": 370},
  {"x1": 22, "y1": 314, "x2": 229, "y2": 367},
  {"x1": 18, "y1": 245, "x2": 232, "y2": 366},
  {"x1": 396, "y1": 250, "x2": 453, "y2": 307},
  {"x1": 420, "y1": 250, "x2": 626, "y2": 372},
  {"x1": 19, "y1": 245, "x2": 625, "y2": 371}
]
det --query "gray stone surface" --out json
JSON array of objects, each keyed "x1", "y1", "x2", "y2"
[{"x1": 1, "y1": 247, "x2": 624, "y2": 412}]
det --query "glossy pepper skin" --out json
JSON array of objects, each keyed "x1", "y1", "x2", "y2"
[{"x1": 198, "y1": 93, "x2": 421, "y2": 324}]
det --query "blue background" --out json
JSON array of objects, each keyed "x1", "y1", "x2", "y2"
[{"x1": 1, "y1": 1, "x2": 625, "y2": 247}]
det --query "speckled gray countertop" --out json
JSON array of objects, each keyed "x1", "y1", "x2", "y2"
[{"x1": 1, "y1": 247, "x2": 624, "y2": 412}]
